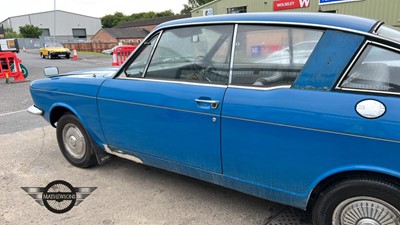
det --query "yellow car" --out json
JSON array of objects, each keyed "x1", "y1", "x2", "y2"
[{"x1": 39, "y1": 43, "x2": 71, "y2": 59}]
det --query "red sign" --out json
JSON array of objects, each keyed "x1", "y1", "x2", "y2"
[{"x1": 273, "y1": 0, "x2": 310, "y2": 11}]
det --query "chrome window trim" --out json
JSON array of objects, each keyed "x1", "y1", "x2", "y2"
[
  {"x1": 154, "y1": 21, "x2": 400, "y2": 46},
  {"x1": 142, "y1": 31, "x2": 163, "y2": 78},
  {"x1": 222, "y1": 115, "x2": 400, "y2": 144},
  {"x1": 227, "y1": 85, "x2": 291, "y2": 91},
  {"x1": 119, "y1": 21, "x2": 400, "y2": 91},
  {"x1": 371, "y1": 21, "x2": 384, "y2": 34},
  {"x1": 117, "y1": 77, "x2": 292, "y2": 91},
  {"x1": 228, "y1": 24, "x2": 238, "y2": 84},
  {"x1": 335, "y1": 40, "x2": 400, "y2": 95},
  {"x1": 335, "y1": 41, "x2": 369, "y2": 90},
  {"x1": 117, "y1": 76, "x2": 228, "y2": 88}
]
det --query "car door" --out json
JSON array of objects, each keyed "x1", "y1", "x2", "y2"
[{"x1": 98, "y1": 25, "x2": 234, "y2": 173}]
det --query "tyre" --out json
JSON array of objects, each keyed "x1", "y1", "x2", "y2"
[
  {"x1": 40, "y1": 53, "x2": 45, "y2": 59},
  {"x1": 312, "y1": 178, "x2": 400, "y2": 225},
  {"x1": 66, "y1": 54, "x2": 70, "y2": 59},
  {"x1": 56, "y1": 113, "x2": 98, "y2": 168},
  {"x1": 48, "y1": 54, "x2": 52, "y2": 59}
]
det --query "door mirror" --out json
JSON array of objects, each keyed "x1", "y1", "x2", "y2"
[{"x1": 43, "y1": 66, "x2": 59, "y2": 77}]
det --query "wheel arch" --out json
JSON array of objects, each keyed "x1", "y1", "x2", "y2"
[
  {"x1": 49, "y1": 104, "x2": 81, "y2": 127},
  {"x1": 49, "y1": 104, "x2": 111, "y2": 165},
  {"x1": 306, "y1": 169, "x2": 400, "y2": 212}
]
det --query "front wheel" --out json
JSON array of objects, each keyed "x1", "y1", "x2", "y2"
[
  {"x1": 56, "y1": 113, "x2": 97, "y2": 168},
  {"x1": 312, "y1": 178, "x2": 400, "y2": 225}
]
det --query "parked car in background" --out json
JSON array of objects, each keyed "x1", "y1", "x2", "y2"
[
  {"x1": 101, "y1": 47, "x2": 115, "y2": 55},
  {"x1": 39, "y1": 43, "x2": 70, "y2": 59},
  {"x1": 102, "y1": 45, "x2": 137, "y2": 56},
  {"x1": 29, "y1": 13, "x2": 400, "y2": 224},
  {"x1": 257, "y1": 40, "x2": 318, "y2": 64}
]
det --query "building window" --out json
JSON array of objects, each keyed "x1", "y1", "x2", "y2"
[
  {"x1": 227, "y1": 6, "x2": 247, "y2": 14},
  {"x1": 72, "y1": 28, "x2": 87, "y2": 38},
  {"x1": 41, "y1": 29, "x2": 50, "y2": 36},
  {"x1": 319, "y1": 10, "x2": 337, "y2": 13}
]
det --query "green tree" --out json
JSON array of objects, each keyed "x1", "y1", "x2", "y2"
[
  {"x1": 181, "y1": 0, "x2": 214, "y2": 14},
  {"x1": 101, "y1": 10, "x2": 175, "y2": 28},
  {"x1": 4, "y1": 28, "x2": 21, "y2": 38},
  {"x1": 19, "y1": 25, "x2": 42, "y2": 38},
  {"x1": 101, "y1": 12, "x2": 126, "y2": 28}
]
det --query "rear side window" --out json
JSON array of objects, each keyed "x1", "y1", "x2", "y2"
[
  {"x1": 340, "y1": 45, "x2": 400, "y2": 93},
  {"x1": 231, "y1": 25, "x2": 323, "y2": 87}
]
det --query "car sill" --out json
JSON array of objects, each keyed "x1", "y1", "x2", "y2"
[{"x1": 104, "y1": 145, "x2": 144, "y2": 164}]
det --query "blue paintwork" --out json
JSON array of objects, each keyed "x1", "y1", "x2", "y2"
[
  {"x1": 294, "y1": 30, "x2": 365, "y2": 90},
  {"x1": 221, "y1": 87, "x2": 400, "y2": 207},
  {"x1": 156, "y1": 12, "x2": 377, "y2": 34},
  {"x1": 97, "y1": 79, "x2": 225, "y2": 173},
  {"x1": 30, "y1": 75, "x2": 108, "y2": 148},
  {"x1": 28, "y1": 13, "x2": 400, "y2": 211}
]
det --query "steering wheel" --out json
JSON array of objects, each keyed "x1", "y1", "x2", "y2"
[{"x1": 194, "y1": 56, "x2": 215, "y2": 83}]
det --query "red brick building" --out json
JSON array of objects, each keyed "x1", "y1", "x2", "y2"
[
  {"x1": 91, "y1": 14, "x2": 190, "y2": 44},
  {"x1": 91, "y1": 28, "x2": 149, "y2": 44}
]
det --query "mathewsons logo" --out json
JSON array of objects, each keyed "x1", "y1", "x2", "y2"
[
  {"x1": 273, "y1": 0, "x2": 310, "y2": 11},
  {"x1": 21, "y1": 180, "x2": 97, "y2": 214}
]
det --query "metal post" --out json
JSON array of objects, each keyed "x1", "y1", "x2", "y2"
[{"x1": 54, "y1": 0, "x2": 56, "y2": 43}]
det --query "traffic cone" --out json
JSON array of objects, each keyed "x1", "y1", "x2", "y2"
[
  {"x1": 73, "y1": 48, "x2": 78, "y2": 60},
  {"x1": 5, "y1": 73, "x2": 11, "y2": 84},
  {"x1": 112, "y1": 51, "x2": 118, "y2": 66}
]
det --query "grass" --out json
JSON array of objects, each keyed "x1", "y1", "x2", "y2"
[{"x1": 77, "y1": 51, "x2": 110, "y2": 56}]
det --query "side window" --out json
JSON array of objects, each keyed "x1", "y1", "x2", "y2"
[
  {"x1": 231, "y1": 25, "x2": 323, "y2": 87},
  {"x1": 145, "y1": 25, "x2": 234, "y2": 85},
  {"x1": 340, "y1": 45, "x2": 400, "y2": 93},
  {"x1": 124, "y1": 34, "x2": 158, "y2": 78}
]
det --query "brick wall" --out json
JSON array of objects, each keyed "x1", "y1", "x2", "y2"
[{"x1": 91, "y1": 30, "x2": 118, "y2": 43}]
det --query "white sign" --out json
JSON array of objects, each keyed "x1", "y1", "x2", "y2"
[{"x1": 319, "y1": 0, "x2": 362, "y2": 5}]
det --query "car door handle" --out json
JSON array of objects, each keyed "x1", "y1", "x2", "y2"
[{"x1": 195, "y1": 99, "x2": 220, "y2": 109}]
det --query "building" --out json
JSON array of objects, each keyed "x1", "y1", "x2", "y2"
[
  {"x1": 91, "y1": 28, "x2": 150, "y2": 44},
  {"x1": 91, "y1": 14, "x2": 190, "y2": 44},
  {"x1": 192, "y1": 0, "x2": 400, "y2": 27},
  {"x1": 0, "y1": 10, "x2": 102, "y2": 38}
]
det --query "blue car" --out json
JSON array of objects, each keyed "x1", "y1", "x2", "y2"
[{"x1": 28, "y1": 13, "x2": 400, "y2": 224}]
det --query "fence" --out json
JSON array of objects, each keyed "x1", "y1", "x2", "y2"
[
  {"x1": 16, "y1": 38, "x2": 41, "y2": 49},
  {"x1": 16, "y1": 37, "x2": 120, "y2": 53},
  {"x1": 62, "y1": 42, "x2": 117, "y2": 53}
]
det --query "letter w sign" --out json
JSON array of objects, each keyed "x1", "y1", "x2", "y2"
[{"x1": 273, "y1": 0, "x2": 310, "y2": 11}]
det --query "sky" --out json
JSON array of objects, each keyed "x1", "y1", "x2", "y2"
[{"x1": 0, "y1": 0, "x2": 188, "y2": 21}]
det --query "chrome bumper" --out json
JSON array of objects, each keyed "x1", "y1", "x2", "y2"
[{"x1": 27, "y1": 105, "x2": 43, "y2": 115}]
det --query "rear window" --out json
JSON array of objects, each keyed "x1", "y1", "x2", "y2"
[{"x1": 340, "y1": 45, "x2": 400, "y2": 94}]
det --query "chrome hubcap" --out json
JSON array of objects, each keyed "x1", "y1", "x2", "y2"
[
  {"x1": 62, "y1": 124, "x2": 86, "y2": 159},
  {"x1": 333, "y1": 197, "x2": 400, "y2": 225}
]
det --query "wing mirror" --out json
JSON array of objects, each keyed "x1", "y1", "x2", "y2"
[{"x1": 43, "y1": 66, "x2": 59, "y2": 77}]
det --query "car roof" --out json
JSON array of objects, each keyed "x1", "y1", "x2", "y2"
[{"x1": 155, "y1": 12, "x2": 378, "y2": 34}]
